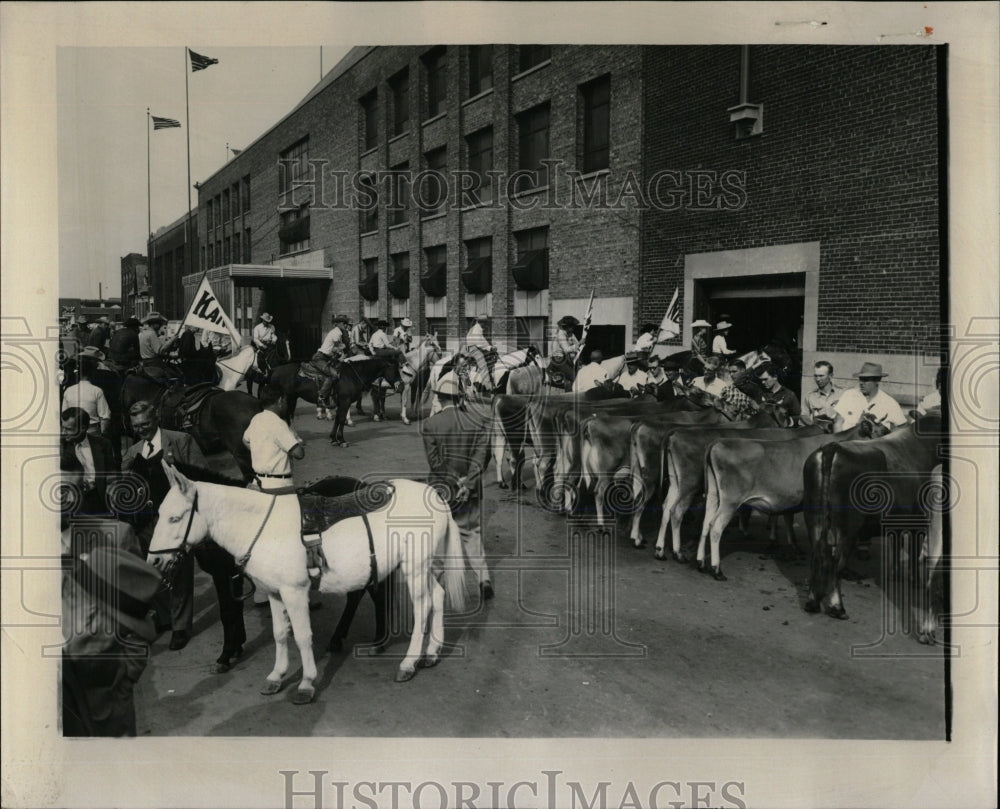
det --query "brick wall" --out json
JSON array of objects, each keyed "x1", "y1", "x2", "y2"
[{"x1": 641, "y1": 45, "x2": 942, "y2": 356}]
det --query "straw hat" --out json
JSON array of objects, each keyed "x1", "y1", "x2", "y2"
[
  {"x1": 142, "y1": 311, "x2": 166, "y2": 325},
  {"x1": 400, "y1": 317, "x2": 413, "y2": 328},
  {"x1": 691, "y1": 319, "x2": 712, "y2": 329},
  {"x1": 852, "y1": 362, "x2": 888, "y2": 379},
  {"x1": 715, "y1": 320, "x2": 733, "y2": 331},
  {"x1": 260, "y1": 312, "x2": 274, "y2": 324},
  {"x1": 77, "y1": 346, "x2": 106, "y2": 362}
]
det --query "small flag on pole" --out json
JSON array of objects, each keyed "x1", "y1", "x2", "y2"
[
  {"x1": 575, "y1": 289, "x2": 595, "y2": 367},
  {"x1": 151, "y1": 116, "x2": 181, "y2": 130},
  {"x1": 229, "y1": 147, "x2": 242, "y2": 156},
  {"x1": 189, "y1": 49, "x2": 219, "y2": 72},
  {"x1": 657, "y1": 287, "x2": 681, "y2": 340},
  {"x1": 181, "y1": 275, "x2": 242, "y2": 347}
]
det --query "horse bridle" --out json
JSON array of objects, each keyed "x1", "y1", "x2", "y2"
[{"x1": 147, "y1": 491, "x2": 200, "y2": 590}]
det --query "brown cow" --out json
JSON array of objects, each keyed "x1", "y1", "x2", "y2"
[
  {"x1": 802, "y1": 412, "x2": 944, "y2": 619},
  {"x1": 697, "y1": 422, "x2": 874, "y2": 580}
]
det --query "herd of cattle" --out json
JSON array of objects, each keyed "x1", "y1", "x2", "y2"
[{"x1": 489, "y1": 385, "x2": 946, "y2": 645}]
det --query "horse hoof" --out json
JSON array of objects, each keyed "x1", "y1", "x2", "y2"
[
  {"x1": 498, "y1": 481, "x2": 509, "y2": 490},
  {"x1": 804, "y1": 599, "x2": 821, "y2": 613},
  {"x1": 671, "y1": 551, "x2": 682, "y2": 563},
  {"x1": 825, "y1": 605, "x2": 848, "y2": 620},
  {"x1": 401, "y1": 417, "x2": 410, "y2": 425},
  {"x1": 260, "y1": 679, "x2": 283, "y2": 696},
  {"x1": 416, "y1": 656, "x2": 439, "y2": 669},
  {"x1": 328, "y1": 637, "x2": 344, "y2": 653},
  {"x1": 394, "y1": 667, "x2": 416, "y2": 683},
  {"x1": 372, "y1": 415, "x2": 380, "y2": 422},
  {"x1": 634, "y1": 539, "x2": 647, "y2": 550},
  {"x1": 293, "y1": 686, "x2": 315, "y2": 705},
  {"x1": 712, "y1": 568, "x2": 728, "y2": 582},
  {"x1": 339, "y1": 441, "x2": 350, "y2": 448}
]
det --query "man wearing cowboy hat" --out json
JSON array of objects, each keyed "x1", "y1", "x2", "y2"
[
  {"x1": 138, "y1": 312, "x2": 177, "y2": 363},
  {"x1": 87, "y1": 316, "x2": 112, "y2": 351},
  {"x1": 392, "y1": 317, "x2": 414, "y2": 352},
  {"x1": 833, "y1": 361, "x2": 907, "y2": 432},
  {"x1": 61, "y1": 348, "x2": 112, "y2": 437},
  {"x1": 422, "y1": 372, "x2": 493, "y2": 600},
  {"x1": 369, "y1": 319, "x2": 392, "y2": 352},
  {"x1": 690, "y1": 319, "x2": 712, "y2": 363},
  {"x1": 109, "y1": 316, "x2": 141, "y2": 372},
  {"x1": 313, "y1": 313, "x2": 352, "y2": 413},
  {"x1": 252, "y1": 312, "x2": 278, "y2": 353},
  {"x1": 616, "y1": 351, "x2": 649, "y2": 397},
  {"x1": 712, "y1": 319, "x2": 736, "y2": 356},
  {"x1": 350, "y1": 316, "x2": 373, "y2": 355}
]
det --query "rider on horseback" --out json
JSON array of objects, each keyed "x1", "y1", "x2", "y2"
[
  {"x1": 313, "y1": 313, "x2": 351, "y2": 413},
  {"x1": 252, "y1": 312, "x2": 278, "y2": 374},
  {"x1": 465, "y1": 313, "x2": 498, "y2": 391}
]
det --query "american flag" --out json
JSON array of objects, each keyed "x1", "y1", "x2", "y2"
[
  {"x1": 657, "y1": 286, "x2": 681, "y2": 341},
  {"x1": 189, "y1": 49, "x2": 219, "y2": 72},
  {"x1": 151, "y1": 116, "x2": 181, "y2": 130},
  {"x1": 575, "y1": 289, "x2": 595, "y2": 367}
]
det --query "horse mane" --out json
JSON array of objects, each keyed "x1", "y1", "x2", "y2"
[{"x1": 170, "y1": 460, "x2": 246, "y2": 488}]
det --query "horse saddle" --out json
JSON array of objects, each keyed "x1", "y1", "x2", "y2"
[{"x1": 159, "y1": 382, "x2": 222, "y2": 433}]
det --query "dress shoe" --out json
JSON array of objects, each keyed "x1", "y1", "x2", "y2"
[
  {"x1": 480, "y1": 581, "x2": 494, "y2": 601},
  {"x1": 168, "y1": 631, "x2": 190, "y2": 651}
]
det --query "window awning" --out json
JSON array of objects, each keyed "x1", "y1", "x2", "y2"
[
  {"x1": 461, "y1": 256, "x2": 492, "y2": 294},
  {"x1": 510, "y1": 249, "x2": 549, "y2": 291},
  {"x1": 278, "y1": 214, "x2": 310, "y2": 244},
  {"x1": 388, "y1": 267, "x2": 410, "y2": 299},
  {"x1": 420, "y1": 262, "x2": 447, "y2": 297},
  {"x1": 359, "y1": 271, "x2": 379, "y2": 302}
]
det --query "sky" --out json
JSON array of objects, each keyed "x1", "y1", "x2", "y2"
[{"x1": 57, "y1": 45, "x2": 351, "y2": 299}]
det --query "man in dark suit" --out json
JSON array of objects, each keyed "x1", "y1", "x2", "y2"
[
  {"x1": 60, "y1": 407, "x2": 117, "y2": 516},
  {"x1": 421, "y1": 373, "x2": 493, "y2": 599},
  {"x1": 122, "y1": 400, "x2": 245, "y2": 664}
]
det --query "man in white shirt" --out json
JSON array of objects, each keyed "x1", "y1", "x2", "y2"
[
  {"x1": 252, "y1": 313, "x2": 277, "y2": 352},
  {"x1": 61, "y1": 348, "x2": 111, "y2": 436},
  {"x1": 573, "y1": 349, "x2": 610, "y2": 393},
  {"x1": 712, "y1": 320, "x2": 736, "y2": 356},
  {"x1": 692, "y1": 356, "x2": 729, "y2": 397},
  {"x1": 632, "y1": 323, "x2": 658, "y2": 355},
  {"x1": 801, "y1": 360, "x2": 845, "y2": 425},
  {"x1": 313, "y1": 314, "x2": 351, "y2": 412},
  {"x1": 392, "y1": 317, "x2": 414, "y2": 353},
  {"x1": 243, "y1": 384, "x2": 304, "y2": 490},
  {"x1": 834, "y1": 361, "x2": 908, "y2": 432},
  {"x1": 616, "y1": 352, "x2": 648, "y2": 396}
]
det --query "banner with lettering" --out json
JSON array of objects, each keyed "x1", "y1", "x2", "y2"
[{"x1": 182, "y1": 275, "x2": 242, "y2": 346}]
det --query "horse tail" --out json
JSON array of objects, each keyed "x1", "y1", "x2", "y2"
[{"x1": 439, "y1": 510, "x2": 467, "y2": 613}]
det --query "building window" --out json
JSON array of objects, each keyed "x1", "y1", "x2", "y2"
[
  {"x1": 512, "y1": 227, "x2": 549, "y2": 291},
  {"x1": 232, "y1": 181, "x2": 241, "y2": 219},
  {"x1": 279, "y1": 205, "x2": 310, "y2": 255},
  {"x1": 421, "y1": 147, "x2": 447, "y2": 218},
  {"x1": 244, "y1": 228, "x2": 251, "y2": 263},
  {"x1": 232, "y1": 232, "x2": 241, "y2": 263},
  {"x1": 389, "y1": 162, "x2": 409, "y2": 227},
  {"x1": 390, "y1": 69, "x2": 409, "y2": 136},
  {"x1": 462, "y1": 237, "x2": 492, "y2": 294},
  {"x1": 465, "y1": 127, "x2": 493, "y2": 206},
  {"x1": 422, "y1": 244, "x2": 447, "y2": 297},
  {"x1": 358, "y1": 173, "x2": 378, "y2": 234},
  {"x1": 201, "y1": 246, "x2": 206, "y2": 271},
  {"x1": 389, "y1": 252, "x2": 410, "y2": 299},
  {"x1": 242, "y1": 175, "x2": 251, "y2": 212},
  {"x1": 518, "y1": 45, "x2": 551, "y2": 74},
  {"x1": 360, "y1": 257, "x2": 379, "y2": 302},
  {"x1": 581, "y1": 74, "x2": 610, "y2": 174},
  {"x1": 279, "y1": 137, "x2": 310, "y2": 195},
  {"x1": 517, "y1": 102, "x2": 551, "y2": 191},
  {"x1": 423, "y1": 47, "x2": 447, "y2": 119},
  {"x1": 468, "y1": 45, "x2": 493, "y2": 97},
  {"x1": 223, "y1": 236, "x2": 231, "y2": 265},
  {"x1": 360, "y1": 90, "x2": 378, "y2": 151},
  {"x1": 206, "y1": 199, "x2": 214, "y2": 232},
  {"x1": 222, "y1": 189, "x2": 230, "y2": 223}
]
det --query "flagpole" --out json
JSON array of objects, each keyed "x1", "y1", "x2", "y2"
[
  {"x1": 184, "y1": 47, "x2": 193, "y2": 293},
  {"x1": 146, "y1": 108, "x2": 151, "y2": 321}
]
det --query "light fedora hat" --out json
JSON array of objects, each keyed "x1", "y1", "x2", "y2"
[
  {"x1": 691, "y1": 319, "x2": 712, "y2": 329},
  {"x1": 260, "y1": 312, "x2": 274, "y2": 323},
  {"x1": 852, "y1": 361, "x2": 888, "y2": 378},
  {"x1": 78, "y1": 346, "x2": 106, "y2": 361},
  {"x1": 715, "y1": 320, "x2": 733, "y2": 331}
]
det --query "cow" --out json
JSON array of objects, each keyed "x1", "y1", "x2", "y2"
[
  {"x1": 696, "y1": 422, "x2": 878, "y2": 580},
  {"x1": 802, "y1": 412, "x2": 944, "y2": 620},
  {"x1": 578, "y1": 407, "x2": 736, "y2": 525}
]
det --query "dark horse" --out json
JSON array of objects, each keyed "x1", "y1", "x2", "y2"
[
  {"x1": 60, "y1": 358, "x2": 129, "y2": 468},
  {"x1": 269, "y1": 355, "x2": 402, "y2": 446},
  {"x1": 121, "y1": 373, "x2": 263, "y2": 481}
]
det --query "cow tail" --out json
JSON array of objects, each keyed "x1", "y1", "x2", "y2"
[{"x1": 581, "y1": 420, "x2": 593, "y2": 490}]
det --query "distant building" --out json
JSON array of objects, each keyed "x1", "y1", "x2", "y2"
[
  {"x1": 148, "y1": 212, "x2": 197, "y2": 320},
  {"x1": 120, "y1": 253, "x2": 150, "y2": 320},
  {"x1": 59, "y1": 297, "x2": 123, "y2": 325}
]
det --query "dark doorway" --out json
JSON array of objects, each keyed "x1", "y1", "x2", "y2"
[
  {"x1": 262, "y1": 280, "x2": 330, "y2": 360},
  {"x1": 580, "y1": 324, "x2": 626, "y2": 362}
]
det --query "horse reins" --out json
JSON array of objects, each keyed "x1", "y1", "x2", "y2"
[{"x1": 148, "y1": 490, "x2": 200, "y2": 591}]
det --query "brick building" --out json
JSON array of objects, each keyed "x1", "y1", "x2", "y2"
[
  {"x1": 120, "y1": 253, "x2": 150, "y2": 320},
  {"x1": 148, "y1": 212, "x2": 197, "y2": 320},
  {"x1": 177, "y1": 44, "x2": 942, "y2": 394}
]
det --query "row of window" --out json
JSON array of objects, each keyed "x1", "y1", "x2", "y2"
[
  {"x1": 360, "y1": 226, "x2": 550, "y2": 299},
  {"x1": 203, "y1": 228, "x2": 252, "y2": 269},
  {"x1": 206, "y1": 176, "x2": 251, "y2": 233}
]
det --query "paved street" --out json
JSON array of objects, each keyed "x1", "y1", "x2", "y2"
[{"x1": 134, "y1": 394, "x2": 947, "y2": 738}]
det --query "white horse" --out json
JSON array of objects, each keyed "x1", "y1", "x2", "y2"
[
  {"x1": 395, "y1": 334, "x2": 443, "y2": 425},
  {"x1": 215, "y1": 345, "x2": 257, "y2": 391},
  {"x1": 148, "y1": 465, "x2": 468, "y2": 703}
]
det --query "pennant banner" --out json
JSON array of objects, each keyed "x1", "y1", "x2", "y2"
[
  {"x1": 182, "y1": 276, "x2": 241, "y2": 346},
  {"x1": 575, "y1": 289, "x2": 595, "y2": 367},
  {"x1": 650, "y1": 286, "x2": 680, "y2": 359}
]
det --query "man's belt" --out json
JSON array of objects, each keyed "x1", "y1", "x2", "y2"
[{"x1": 255, "y1": 472, "x2": 292, "y2": 479}]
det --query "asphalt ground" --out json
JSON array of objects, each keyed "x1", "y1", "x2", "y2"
[{"x1": 133, "y1": 394, "x2": 946, "y2": 738}]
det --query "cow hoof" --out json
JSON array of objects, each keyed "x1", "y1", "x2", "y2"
[
  {"x1": 712, "y1": 567, "x2": 727, "y2": 582},
  {"x1": 825, "y1": 605, "x2": 848, "y2": 620},
  {"x1": 292, "y1": 686, "x2": 315, "y2": 705},
  {"x1": 634, "y1": 539, "x2": 647, "y2": 550},
  {"x1": 670, "y1": 551, "x2": 682, "y2": 563},
  {"x1": 394, "y1": 667, "x2": 416, "y2": 683},
  {"x1": 259, "y1": 679, "x2": 283, "y2": 696},
  {"x1": 328, "y1": 637, "x2": 344, "y2": 653},
  {"x1": 498, "y1": 481, "x2": 509, "y2": 490},
  {"x1": 804, "y1": 599, "x2": 821, "y2": 613},
  {"x1": 316, "y1": 411, "x2": 326, "y2": 420}
]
